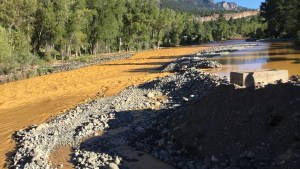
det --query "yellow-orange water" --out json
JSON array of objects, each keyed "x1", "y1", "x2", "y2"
[
  {"x1": 1, "y1": 41, "x2": 299, "y2": 168},
  {"x1": 0, "y1": 45, "x2": 210, "y2": 168},
  {"x1": 206, "y1": 42, "x2": 300, "y2": 77}
]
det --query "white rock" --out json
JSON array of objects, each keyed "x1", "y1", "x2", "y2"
[
  {"x1": 114, "y1": 157, "x2": 121, "y2": 165},
  {"x1": 182, "y1": 97, "x2": 189, "y2": 102},
  {"x1": 107, "y1": 163, "x2": 119, "y2": 169},
  {"x1": 147, "y1": 92, "x2": 155, "y2": 98}
]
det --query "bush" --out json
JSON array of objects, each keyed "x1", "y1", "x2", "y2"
[
  {"x1": 37, "y1": 67, "x2": 55, "y2": 75},
  {"x1": 0, "y1": 26, "x2": 14, "y2": 74},
  {"x1": 11, "y1": 31, "x2": 39, "y2": 68}
]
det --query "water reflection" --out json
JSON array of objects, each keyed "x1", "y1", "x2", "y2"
[{"x1": 206, "y1": 41, "x2": 300, "y2": 77}]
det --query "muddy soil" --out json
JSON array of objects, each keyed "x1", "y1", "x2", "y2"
[{"x1": 0, "y1": 45, "x2": 209, "y2": 168}]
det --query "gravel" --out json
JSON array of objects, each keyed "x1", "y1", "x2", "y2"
[
  {"x1": 9, "y1": 42, "x2": 275, "y2": 169},
  {"x1": 196, "y1": 43, "x2": 261, "y2": 57},
  {"x1": 9, "y1": 67, "x2": 227, "y2": 168},
  {"x1": 162, "y1": 43, "x2": 261, "y2": 73},
  {"x1": 134, "y1": 78, "x2": 300, "y2": 169},
  {"x1": 162, "y1": 57, "x2": 222, "y2": 73}
]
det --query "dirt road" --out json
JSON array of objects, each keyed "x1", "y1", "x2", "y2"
[{"x1": 0, "y1": 45, "x2": 210, "y2": 168}]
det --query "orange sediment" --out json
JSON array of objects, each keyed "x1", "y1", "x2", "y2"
[{"x1": 0, "y1": 45, "x2": 210, "y2": 168}]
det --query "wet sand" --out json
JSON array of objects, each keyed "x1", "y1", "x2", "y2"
[{"x1": 0, "y1": 45, "x2": 210, "y2": 168}]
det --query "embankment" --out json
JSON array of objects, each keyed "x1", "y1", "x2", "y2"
[{"x1": 198, "y1": 10, "x2": 259, "y2": 22}]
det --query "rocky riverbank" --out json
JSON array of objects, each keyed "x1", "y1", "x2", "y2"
[
  {"x1": 9, "y1": 43, "x2": 297, "y2": 169},
  {"x1": 162, "y1": 57, "x2": 222, "y2": 73},
  {"x1": 134, "y1": 78, "x2": 300, "y2": 169},
  {"x1": 196, "y1": 43, "x2": 261, "y2": 58},
  {"x1": 9, "y1": 67, "x2": 227, "y2": 168},
  {"x1": 162, "y1": 43, "x2": 261, "y2": 73}
]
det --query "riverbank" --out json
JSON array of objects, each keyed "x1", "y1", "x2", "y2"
[
  {"x1": 10, "y1": 69, "x2": 227, "y2": 168},
  {"x1": 0, "y1": 53, "x2": 134, "y2": 85},
  {"x1": 134, "y1": 77, "x2": 300, "y2": 169},
  {"x1": 0, "y1": 45, "x2": 209, "y2": 168},
  {"x1": 7, "y1": 42, "x2": 299, "y2": 169}
]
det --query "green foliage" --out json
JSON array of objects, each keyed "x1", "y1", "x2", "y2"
[
  {"x1": 0, "y1": 26, "x2": 13, "y2": 74},
  {"x1": 37, "y1": 67, "x2": 54, "y2": 75},
  {"x1": 260, "y1": 0, "x2": 299, "y2": 41},
  {"x1": 0, "y1": 0, "x2": 265, "y2": 75},
  {"x1": 0, "y1": 0, "x2": 38, "y2": 40},
  {"x1": 11, "y1": 31, "x2": 38, "y2": 68}
]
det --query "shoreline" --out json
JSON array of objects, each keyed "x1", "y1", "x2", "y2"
[
  {"x1": 0, "y1": 53, "x2": 134, "y2": 85},
  {"x1": 7, "y1": 42, "x2": 279, "y2": 169},
  {"x1": 0, "y1": 45, "x2": 210, "y2": 168}
]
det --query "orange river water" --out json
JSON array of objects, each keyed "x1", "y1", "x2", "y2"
[
  {"x1": 206, "y1": 41, "x2": 300, "y2": 77},
  {"x1": 0, "y1": 45, "x2": 211, "y2": 168},
  {"x1": 0, "y1": 41, "x2": 299, "y2": 168}
]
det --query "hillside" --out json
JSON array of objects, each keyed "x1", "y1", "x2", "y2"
[
  {"x1": 197, "y1": 10, "x2": 260, "y2": 22},
  {"x1": 161, "y1": 0, "x2": 247, "y2": 12}
]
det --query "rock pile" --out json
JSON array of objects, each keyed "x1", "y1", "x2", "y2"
[
  {"x1": 163, "y1": 43, "x2": 261, "y2": 73},
  {"x1": 10, "y1": 67, "x2": 227, "y2": 168},
  {"x1": 163, "y1": 57, "x2": 222, "y2": 73},
  {"x1": 134, "y1": 79, "x2": 300, "y2": 169},
  {"x1": 196, "y1": 43, "x2": 261, "y2": 58}
]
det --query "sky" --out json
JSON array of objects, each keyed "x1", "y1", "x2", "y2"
[{"x1": 215, "y1": 0, "x2": 265, "y2": 9}]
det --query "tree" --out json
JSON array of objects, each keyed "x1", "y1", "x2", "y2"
[
  {"x1": 153, "y1": 8, "x2": 173, "y2": 48},
  {"x1": 260, "y1": 0, "x2": 298, "y2": 40},
  {"x1": 0, "y1": 26, "x2": 14, "y2": 74},
  {"x1": 0, "y1": 0, "x2": 267, "y2": 75},
  {"x1": 212, "y1": 14, "x2": 229, "y2": 40},
  {"x1": 169, "y1": 13, "x2": 186, "y2": 46},
  {"x1": 88, "y1": 0, "x2": 125, "y2": 54},
  {"x1": 67, "y1": 0, "x2": 91, "y2": 57},
  {"x1": 0, "y1": 0, "x2": 38, "y2": 42}
]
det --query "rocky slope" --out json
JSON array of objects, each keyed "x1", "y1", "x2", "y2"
[
  {"x1": 161, "y1": 0, "x2": 247, "y2": 11},
  {"x1": 197, "y1": 10, "x2": 259, "y2": 22},
  {"x1": 216, "y1": 1, "x2": 239, "y2": 10}
]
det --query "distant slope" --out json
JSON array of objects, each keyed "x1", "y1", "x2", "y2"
[
  {"x1": 161, "y1": 0, "x2": 248, "y2": 12},
  {"x1": 161, "y1": 0, "x2": 216, "y2": 12},
  {"x1": 216, "y1": 1, "x2": 239, "y2": 10},
  {"x1": 196, "y1": 10, "x2": 260, "y2": 22}
]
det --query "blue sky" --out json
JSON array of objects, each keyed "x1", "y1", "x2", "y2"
[{"x1": 215, "y1": 0, "x2": 265, "y2": 9}]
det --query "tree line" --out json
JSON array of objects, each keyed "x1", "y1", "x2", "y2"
[
  {"x1": 0, "y1": 0, "x2": 264, "y2": 75},
  {"x1": 260, "y1": 0, "x2": 299, "y2": 45}
]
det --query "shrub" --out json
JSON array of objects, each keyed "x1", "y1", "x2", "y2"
[{"x1": 0, "y1": 26, "x2": 14, "y2": 74}]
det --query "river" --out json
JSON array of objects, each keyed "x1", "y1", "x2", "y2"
[
  {"x1": 205, "y1": 40, "x2": 300, "y2": 78},
  {"x1": 0, "y1": 40, "x2": 299, "y2": 168}
]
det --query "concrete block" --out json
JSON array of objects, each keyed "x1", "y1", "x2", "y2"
[{"x1": 230, "y1": 69, "x2": 289, "y2": 87}]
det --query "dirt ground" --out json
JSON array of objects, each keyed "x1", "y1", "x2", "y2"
[
  {"x1": 0, "y1": 45, "x2": 210, "y2": 168},
  {"x1": 173, "y1": 82, "x2": 300, "y2": 168},
  {"x1": 49, "y1": 146, "x2": 73, "y2": 169}
]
